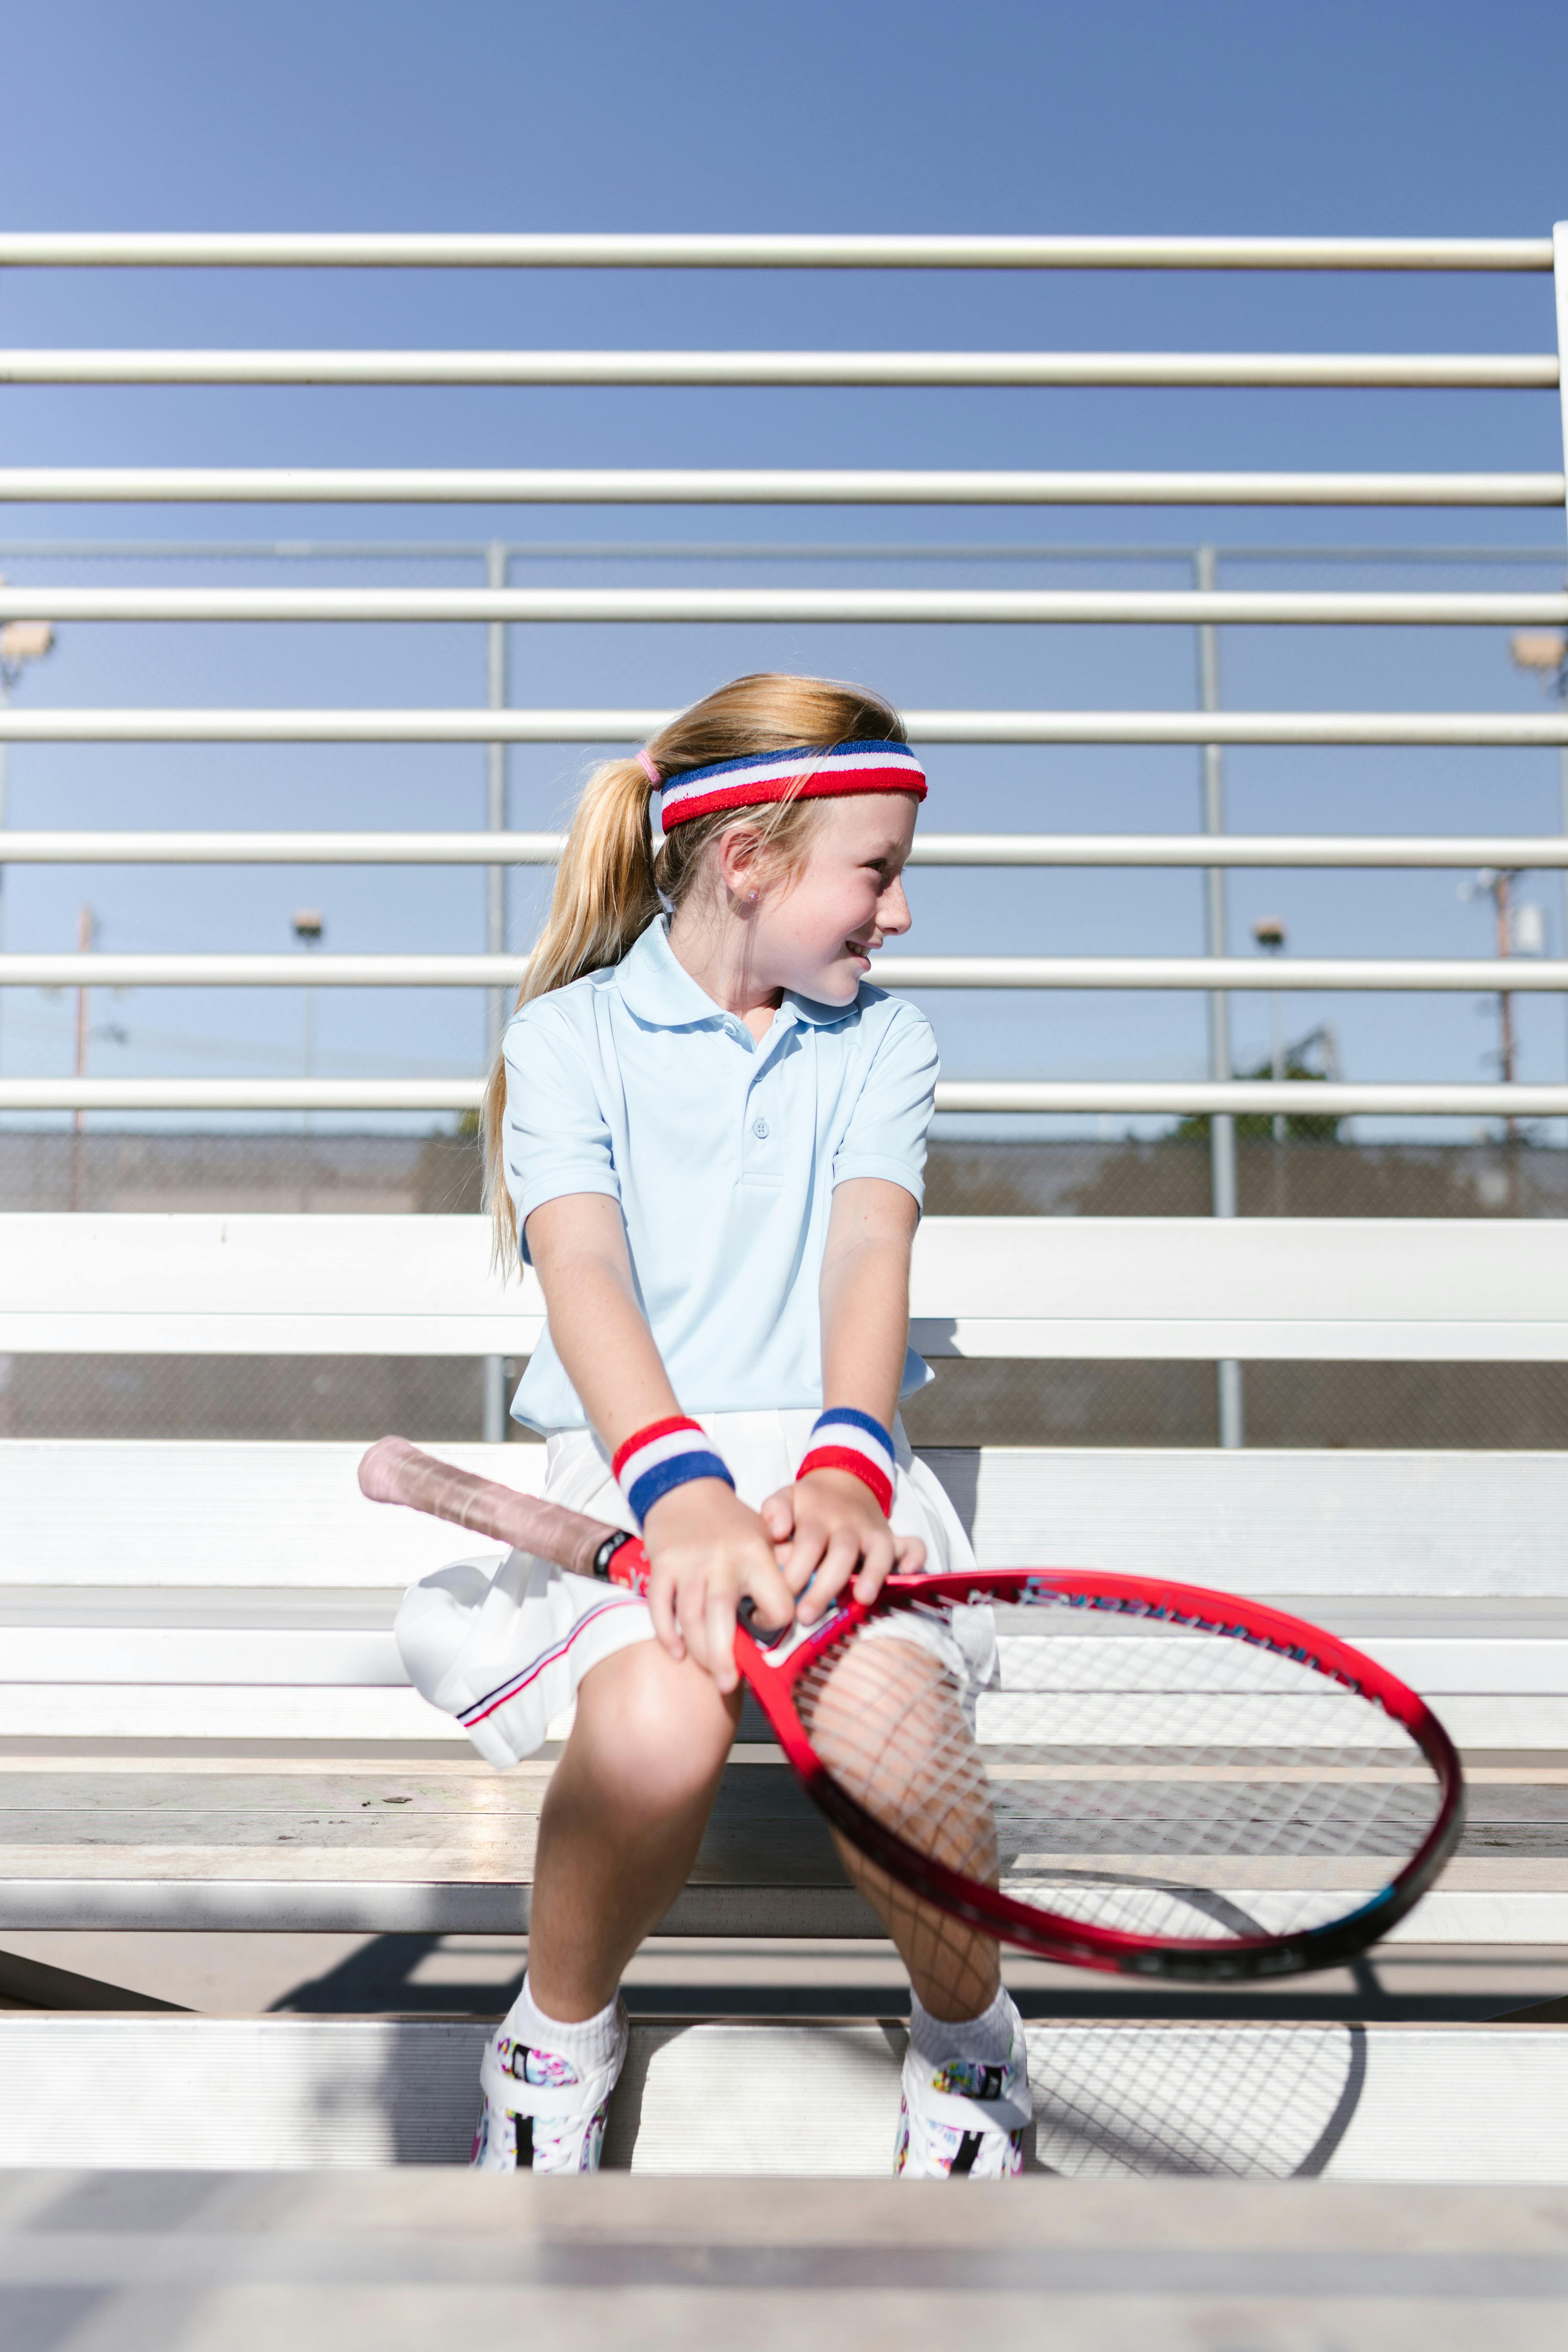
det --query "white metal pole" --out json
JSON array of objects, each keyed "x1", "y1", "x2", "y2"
[
  {"x1": 0, "y1": 675, "x2": 8, "y2": 1076},
  {"x1": 486, "y1": 542, "x2": 509, "y2": 1058},
  {"x1": 1196, "y1": 546, "x2": 1242, "y2": 1446},
  {"x1": 302, "y1": 940, "x2": 316, "y2": 1141},
  {"x1": 483, "y1": 542, "x2": 510, "y2": 1446},
  {"x1": 1552, "y1": 225, "x2": 1568, "y2": 1127},
  {"x1": 1559, "y1": 730, "x2": 1568, "y2": 1113}
]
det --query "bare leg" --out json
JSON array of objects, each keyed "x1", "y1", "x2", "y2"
[
  {"x1": 526, "y1": 1637, "x2": 742, "y2": 2021},
  {"x1": 806, "y1": 1639, "x2": 1002, "y2": 2022}
]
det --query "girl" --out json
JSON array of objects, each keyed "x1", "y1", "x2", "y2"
[{"x1": 396, "y1": 672, "x2": 1031, "y2": 2177}]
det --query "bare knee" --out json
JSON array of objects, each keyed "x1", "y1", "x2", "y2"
[{"x1": 570, "y1": 1638, "x2": 739, "y2": 1817}]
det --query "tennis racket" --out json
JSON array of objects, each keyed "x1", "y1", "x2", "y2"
[{"x1": 360, "y1": 1435, "x2": 1463, "y2": 1983}]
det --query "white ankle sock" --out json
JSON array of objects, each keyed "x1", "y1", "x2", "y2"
[
  {"x1": 504, "y1": 1974, "x2": 623, "y2": 2074},
  {"x1": 909, "y1": 1983, "x2": 1017, "y2": 2067}
]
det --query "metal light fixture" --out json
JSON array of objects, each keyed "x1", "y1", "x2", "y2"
[
  {"x1": 1510, "y1": 630, "x2": 1568, "y2": 677},
  {"x1": 0, "y1": 618, "x2": 55, "y2": 673}
]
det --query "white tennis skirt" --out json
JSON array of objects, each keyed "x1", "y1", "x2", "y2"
[{"x1": 394, "y1": 1408, "x2": 976, "y2": 1769}]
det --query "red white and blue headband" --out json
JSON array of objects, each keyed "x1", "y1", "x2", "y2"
[{"x1": 643, "y1": 739, "x2": 927, "y2": 832}]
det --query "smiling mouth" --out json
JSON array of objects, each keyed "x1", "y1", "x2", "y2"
[{"x1": 846, "y1": 936, "x2": 878, "y2": 960}]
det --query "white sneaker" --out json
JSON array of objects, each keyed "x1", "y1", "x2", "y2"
[
  {"x1": 895, "y1": 2008, "x2": 1032, "y2": 2179},
  {"x1": 472, "y1": 1999, "x2": 629, "y2": 2173}
]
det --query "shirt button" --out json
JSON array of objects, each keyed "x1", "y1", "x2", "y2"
[{"x1": 752, "y1": 1117, "x2": 770, "y2": 1139}]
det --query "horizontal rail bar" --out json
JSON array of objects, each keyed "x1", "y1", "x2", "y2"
[
  {"x1": 886, "y1": 956, "x2": 1568, "y2": 992},
  {"x1": 0, "y1": 831, "x2": 570, "y2": 864},
  {"x1": 935, "y1": 1081, "x2": 1568, "y2": 1116},
  {"x1": 3, "y1": 467, "x2": 1563, "y2": 507},
  {"x1": 7, "y1": 585, "x2": 1568, "y2": 626},
  {"x1": 9, "y1": 830, "x2": 1568, "y2": 869},
  {"x1": 916, "y1": 835, "x2": 1568, "y2": 869},
  {"x1": 2, "y1": 1077, "x2": 1565, "y2": 1115},
  {"x1": 1, "y1": 350, "x2": 1557, "y2": 389},
  {"x1": 0, "y1": 233, "x2": 1552, "y2": 270},
  {"x1": 4, "y1": 709, "x2": 1568, "y2": 746},
  {"x1": 8, "y1": 952, "x2": 1568, "y2": 991}
]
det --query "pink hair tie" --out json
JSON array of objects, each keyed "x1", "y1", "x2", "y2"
[{"x1": 635, "y1": 748, "x2": 661, "y2": 788}]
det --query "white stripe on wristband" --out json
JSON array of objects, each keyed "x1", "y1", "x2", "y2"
[
  {"x1": 796, "y1": 1407, "x2": 896, "y2": 1517},
  {"x1": 611, "y1": 1415, "x2": 734, "y2": 1526}
]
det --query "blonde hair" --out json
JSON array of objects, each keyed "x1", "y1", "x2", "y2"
[{"x1": 482, "y1": 670, "x2": 904, "y2": 1269}]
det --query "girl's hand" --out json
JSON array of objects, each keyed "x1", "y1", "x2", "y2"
[
  {"x1": 639, "y1": 1479, "x2": 796, "y2": 1695},
  {"x1": 761, "y1": 1469, "x2": 927, "y2": 1624}
]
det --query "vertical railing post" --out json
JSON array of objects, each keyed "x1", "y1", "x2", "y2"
[
  {"x1": 482, "y1": 539, "x2": 510, "y2": 1445},
  {"x1": 485, "y1": 540, "x2": 510, "y2": 1057},
  {"x1": 1552, "y1": 226, "x2": 1568, "y2": 1111},
  {"x1": 1196, "y1": 543, "x2": 1243, "y2": 1446}
]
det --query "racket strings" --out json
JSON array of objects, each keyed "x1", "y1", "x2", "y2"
[
  {"x1": 793, "y1": 1598, "x2": 1445, "y2": 1949},
  {"x1": 795, "y1": 1631, "x2": 1006, "y2": 2019}
]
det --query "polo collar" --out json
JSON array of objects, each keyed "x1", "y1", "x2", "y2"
[
  {"x1": 616, "y1": 917, "x2": 860, "y2": 1033},
  {"x1": 783, "y1": 987, "x2": 857, "y2": 1027},
  {"x1": 616, "y1": 917, "x2": 731, "y2": 1028}
]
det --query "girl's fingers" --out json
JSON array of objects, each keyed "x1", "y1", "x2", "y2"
[
  {"x1": 781, "y1": 1523, "x2": 829, "y2": 1597},
  {"x1": 891, "y1": 1532, "x2": 927, "y2": 1575},
  {"x1": 676, "y1": 1574, "x2": 714, "y2": 1672},
  {"x1": 798, "y1": 1530, "x2": 863, "y2": 1621},
  {"x1": 647, "y1": 1571, "x2": 685, "y2": 1660},
  {"x1": 705, "y1": 1588, "x2": 739, "y2": 1696},
  {"x1": 852, "y1": 1550, "x2": 897, "y2": 1604},
  {"x1": 758, "y1": 1488, "x2": 796, "y2": 1543},
  {"x1": 745, "y1": 1546, "x2": 799, "y2": 1635}
]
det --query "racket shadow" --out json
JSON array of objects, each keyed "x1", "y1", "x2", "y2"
[{"x1": 1022, "y1": 2017, "x2": 1367, "y2": 2179}]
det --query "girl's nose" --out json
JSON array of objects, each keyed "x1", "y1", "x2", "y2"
[{"x1": 878, "y1": 876, "x2": 912, "y2": 935}]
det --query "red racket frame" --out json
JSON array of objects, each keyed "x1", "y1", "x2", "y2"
[{"x1": 598, "y1": 1545, "x2": 1465, "y2": 1982}]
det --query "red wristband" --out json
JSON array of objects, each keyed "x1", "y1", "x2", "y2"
[{"x1": 796, "y1": 1407, "x2": 895, "y2": 1517}]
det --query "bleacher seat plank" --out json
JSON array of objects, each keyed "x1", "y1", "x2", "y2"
[
  {"x1": 8, "y1": 1440, "x2": 1568, "y2": 1595},
  {"x1": 6, "y1": 1212, "x2": 1567, "y2": 1359},
  {"x1": 0, "y1": 1748, "x2": 1561, "y2": 1941},
  {"x1": 1, "y1": 2174, "x2": 1565, "y2": 2352},
  {"x1": 0, "y1": 1440, "x2": 548, "y2": 1587},
  {"x1": 0, "y1": 2016, "x2": 1566, "y2": 2179}
]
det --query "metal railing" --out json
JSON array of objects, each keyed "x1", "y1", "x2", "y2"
[
  {"x1": 9, "y1": 832, "x2": 1568, "y2": 868},
  {"x1": 2, "y1": 468, "x2": 1562, "y2": 506},
  {"x1": 9, "y1": 951, "x2": 1568, "y2": 994},
  {"x1": 0, "y1": 231, "x2": 1554, "y2": 265},
  {"x1": 6, "y1": 1078, "x2": 1568, "y2": 1119},
  {"x1": 4, "y1": 708, "x2": 1567, "y2": 745},
  {"x1": 3, "y1": 349, "x2": 1560, "y2": 388},
  {"x1": 5, "y1": 219, "x2": 1568, "y2": 1448},
  {"x1": 5, "y1": 584, "x2": 1568, "y2": 625}
]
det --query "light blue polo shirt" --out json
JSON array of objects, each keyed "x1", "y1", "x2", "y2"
[{"x1": 501, "y1": 915, "x2": 938, "y2": 1433}]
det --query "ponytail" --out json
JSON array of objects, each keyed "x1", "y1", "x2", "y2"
[
  {"x1": 482, "y1": 671, "x2": 903, "y2": 1273},
  {"x1": 479, "y1": 753, "x2": 658, "y2": 1269}
]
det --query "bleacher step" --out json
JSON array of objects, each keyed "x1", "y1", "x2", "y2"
[{"x1": 0, "y1": 2017, "x2": 1565, "y2": 2179}]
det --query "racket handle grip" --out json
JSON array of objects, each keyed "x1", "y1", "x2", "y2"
[{"x1": 591, "y1": 1527, "x2": 650, "y2": 1589}]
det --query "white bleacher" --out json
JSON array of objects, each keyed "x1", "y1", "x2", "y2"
[{"x1": 0, "y1": 1206, "x2": 1565, "y2": 1955}]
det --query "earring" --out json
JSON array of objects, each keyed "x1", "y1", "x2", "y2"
[{"x1": 748, "y1": 889, "x2": 758, "y2": 904}]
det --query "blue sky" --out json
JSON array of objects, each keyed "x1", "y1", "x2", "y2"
[{"x1": 2, "y1": 0, "x2": 1567, "y2": 1133}]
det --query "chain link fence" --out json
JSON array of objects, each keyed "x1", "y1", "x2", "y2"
[{"x1": 5, "y1": 1127, "x2": 1565, "y2": 1449}]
